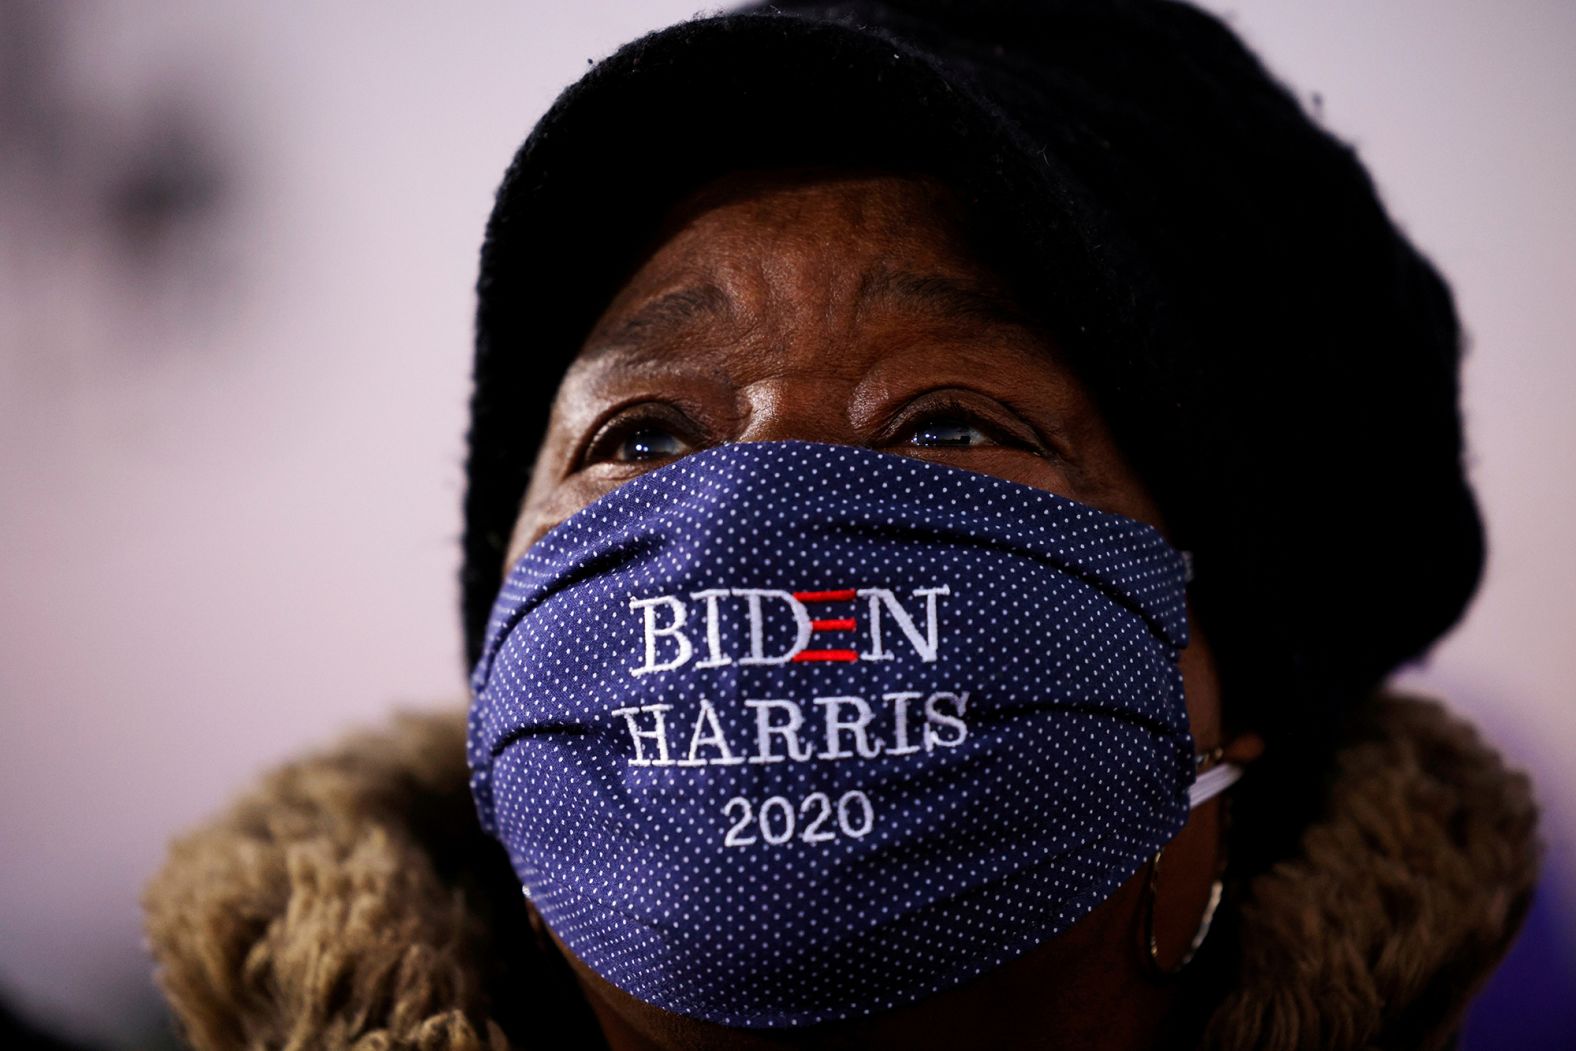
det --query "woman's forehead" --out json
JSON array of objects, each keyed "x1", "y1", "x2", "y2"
[{"x1": 574, "y1": 169, "x2": 1044, "y2": 368}]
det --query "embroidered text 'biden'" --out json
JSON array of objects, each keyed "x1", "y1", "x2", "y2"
[
  {"x1": 629, "y1": 584, "x2": 950, "y2": 674},
  {"x1": 618, "y1": 584, "x2": 966, "y2": 769}
]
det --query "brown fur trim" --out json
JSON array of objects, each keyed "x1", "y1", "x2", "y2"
[
  {"x1": 142, "y1": 711, "x2": 534, "y2": 1050},
  {"x1": 1202, "y1": 695, "x2": 1539, "y2": 1050},
  {"x1": 144, "y1": 695, "x2": 1538, "y2": 1050}
]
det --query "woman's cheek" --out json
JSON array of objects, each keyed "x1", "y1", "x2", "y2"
[
  {"x1": 507, "y1": 480, "x2": 598, "y2": 567},
  {"x1": 508, "y1": 466, "x2": 666, "y2": 566}
]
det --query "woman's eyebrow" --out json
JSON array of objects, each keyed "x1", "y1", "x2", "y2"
[
  {"x1": 585, "y1": 283, "x2": 732, "y2": 359},
  {"x1": 855, "y1": 265, "x2": 1036, "y2": 331}
]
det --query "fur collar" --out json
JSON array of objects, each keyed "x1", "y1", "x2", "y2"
[{"x1": 142, "y1": 694, "x2": 1537, "y2": 1049}]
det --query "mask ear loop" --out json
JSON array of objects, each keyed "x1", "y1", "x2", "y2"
[{"x1": 1143, "y1": 750, "x2": 1241, "y2": 976}]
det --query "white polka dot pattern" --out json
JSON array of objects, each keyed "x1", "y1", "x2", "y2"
[{"x1": 468, "y1": 440, "x2": 1196, "y2": 1028}]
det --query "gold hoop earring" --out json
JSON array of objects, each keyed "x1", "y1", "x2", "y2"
[{"x1": 1143, "y1": 843, "x2": 1225, "y2": 977}]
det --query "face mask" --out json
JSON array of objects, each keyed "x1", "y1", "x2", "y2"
[{"x1": 468, "y1": 440, "x2": 1229, "y2": 1028}]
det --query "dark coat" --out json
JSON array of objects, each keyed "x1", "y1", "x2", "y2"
[{"x1": 142, "y1": 692, "x2": 1536, "y2": 1049}]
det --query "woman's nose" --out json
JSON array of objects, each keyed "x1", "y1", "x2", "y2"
[{"x1": 732, "y1": 376, "x2": 861, "y2": 446}]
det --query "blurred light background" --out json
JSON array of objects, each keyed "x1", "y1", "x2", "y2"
[{"x1": 1, "y1": 1, "x2": 1572, "y2": 1046}]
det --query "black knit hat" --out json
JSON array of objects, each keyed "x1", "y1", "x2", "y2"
[{"x1": 464, "y1": 0, "x2": 1482, "y2": 773}]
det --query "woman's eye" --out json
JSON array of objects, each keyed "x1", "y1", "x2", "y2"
[
  {"x1": 908, "y1": 417, "x2": 990, "y2": 448},
  {"x1": 613, "y1": 425, "x2": 687, "y2": 462},
  {"x1": 578, "y1": 404, "x2": 702, "y2": 470}
]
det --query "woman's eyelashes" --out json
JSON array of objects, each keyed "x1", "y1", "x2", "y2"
[
  {"x1": 578, "y1": 405, "x2": 702, "y2": 468},
  {"x1": 890, "y1": 400, "x2": 1048, "y2": 456}
]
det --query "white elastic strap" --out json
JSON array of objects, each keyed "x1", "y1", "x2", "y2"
[{"x1": 1189, "y1": 761, "x2": 1242, "y2": 809}]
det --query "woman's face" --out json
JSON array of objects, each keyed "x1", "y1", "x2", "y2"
[{"x1": 510, "y1": 170, "x2": 1236, "y2": 1050}]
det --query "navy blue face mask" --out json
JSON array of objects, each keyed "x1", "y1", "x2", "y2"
[{"x1": 468, "y1": 440, "x2": 1221, "y2": 1028}]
